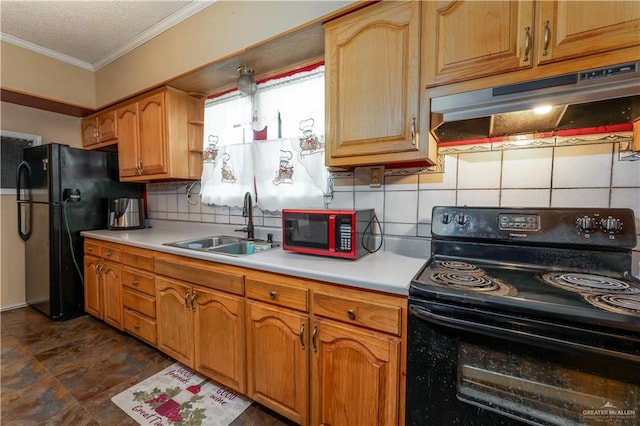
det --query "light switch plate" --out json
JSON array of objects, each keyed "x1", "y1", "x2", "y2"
[{"x1": 370, "y1": 166, "x2": 383, "y2": 187}]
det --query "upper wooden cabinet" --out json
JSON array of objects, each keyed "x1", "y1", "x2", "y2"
[
  {"x1": 116, "y1": 86, "x2": 204, "y2": 182},
  {"x1": 536, "y1": 1, "x2": 640, "y2": 65},
  {"x1": 425, "y1": 1, "x2": 535, "y2": 86},
  {"x1": 324, "y1": 1, "x2": 436, "y2": 168},
  {"x1": 425, "y1": 1, "x2": 640, "y2": 87},
  {"x1": 81, "y1": 109, "x2": 117, "y2": 149}
]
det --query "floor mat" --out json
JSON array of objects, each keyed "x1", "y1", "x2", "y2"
[{"x1": 112, "y1": 363, "x2": 251, "y2": 425}]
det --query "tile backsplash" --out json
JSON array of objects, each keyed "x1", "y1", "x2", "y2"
[{"x1": 146, "y1": 141, "x2": 640, "y2": 271}]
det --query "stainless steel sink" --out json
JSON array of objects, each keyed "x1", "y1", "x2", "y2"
[
  {"x1": 208, "y1": 241, "x2": 275, "y2": 256},
  {"x1": 164, "y1": 235, "x2": 278, "y2": 256},
  {"x1": 164, "y1": 235, "x2": 242, "y2": 251}
]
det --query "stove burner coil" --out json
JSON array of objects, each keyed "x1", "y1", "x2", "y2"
[
  {"x1": 430, "y1": 271, "x2": 499, "y2": 291},
  {"x1": 584, "y1": 294, "x2": 640, "y2": 316},
  {"x1": 540, "y1": 272, "x2": 639, "y2": 294},
  {"x1": 436, "y1": 261, "x2": 483, "y2": 273}
]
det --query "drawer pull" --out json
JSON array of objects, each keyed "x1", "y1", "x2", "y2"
[
  {"x1": 105, "y1": 250, "x2": 112, "y2": 257},
  {"x1": 299, "y1": 323, "x2": 305, "y2": 350},
  {"x1": 132, "y1": 279, "x2": 139, "y2": 287},
  {"x1": 134, "y1": 324, "x2": 140, "y2": 330},
  {"x1": 347, "y1": 309, "x2": 356, "y2": 320},
  {"x1": 269, "y1": 290, "x2": 277, "y2": 300}
]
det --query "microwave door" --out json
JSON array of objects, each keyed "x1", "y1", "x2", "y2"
[{"x1": 285, "y1": 213, "x2": 330, "y2": 250}]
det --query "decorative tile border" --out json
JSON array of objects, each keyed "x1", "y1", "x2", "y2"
[{"x1": 438, "y1": 131, "x2": 633, "y2": 154}]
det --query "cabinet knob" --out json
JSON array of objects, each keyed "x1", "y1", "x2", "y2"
[
  {"x1": 132, "y1": 279, "x2": 139, "y2": 287},
  {"x1": 105, "y1": 250, "x2": 112, "y2": 257},
  {"x1": 269, "y1": 290, "x2": 277, "y2": 300},
  {"x1": 347, "y1": 309, "x2": 356, "y2": 320},
  {"x1": 134, "y1": 324, "x2": 140, "y2": 330}
]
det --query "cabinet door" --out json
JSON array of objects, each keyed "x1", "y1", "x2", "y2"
[
  {"x1": 193, "y1": 287, "x2": 246, "y2": 393},
  {"x1": 311, "y1": 319, "x2": 401, "y2": 426},
  {"x1": 156, "y1": 277, "x2": 193, "y2": 366},
  {"x1": 116, "y1": 103, "x2": 140, "y2": 178},
  {"x1": 138, "y1": 92, "x2": 167, "y2": 176},
  {"x1": 246, "y1": 301, "x2": 309, "y2": 425},
  {"x1": 81, "y1": 118, "x2": 98, "y2": 148},
  {"x1": 96, "y1": 110, "x2": 117, "y2": 143},
  {"x1": 83, "y1": 256, "x2": 102, "y2": 318},
  {"x1": 537, "y1": 1, "x2": 640, "y2": 65},
  {"x1": 325, "y1": 1, "x2": 421, "y2": 163},
  {"x1": 101, "y1": 260, "x2": 122, "y2": 330},
  {"x1": 425, "y1": 1, "x2": 534, "y2": 86}
]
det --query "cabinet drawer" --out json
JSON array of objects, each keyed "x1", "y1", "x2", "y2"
[
  {"x1": 313, "y1": 292, "x2": 401, "y2": 336},
  {"x1": 246, "y1": 278, "x2": 309, "y2": 312},
  {"x1": 123, "y1": 309, "x2": 157, "y2": 345},
  {"x1": 155, "y1": 257, "x2": 244, "y2": 295},
  {"x1": 121, "y1": 267, "x2": 155, "y2": 296},
  {"x1": 121, "y1": 247, "x2": 154, "y2": 272},
  {"x1": 122, "y1": 288, "x2": 156, "y2": 318},
  {"x1": 100, "y1": 245, "x2": 121, "y2": 262},
  {"x1": 84, "y1": 240, "x2": 100, "y2": 256}
]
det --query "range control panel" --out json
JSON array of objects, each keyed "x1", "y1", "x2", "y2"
[{"x1": 432, "y1": 206, "x2": 637, "y2": 249}]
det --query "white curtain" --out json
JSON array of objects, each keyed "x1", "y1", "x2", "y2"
[
  {"x1": 201, "y1": 65, "x2": 328, "y2": 210},
  {"x1": 253, "y1": 137, "x2": 329, "y2": 212},
  {"x1": 200, "y1": 143, "x2": 255, "y2": 208}
]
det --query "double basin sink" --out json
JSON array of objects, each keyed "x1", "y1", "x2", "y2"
[{"x1": 164, "y1": 235, "x2": 277, "y2": 256}]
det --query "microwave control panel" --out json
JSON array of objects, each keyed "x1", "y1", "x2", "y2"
[{"x1": 336, "y1": 216, "x2": 353, "y2": 252}]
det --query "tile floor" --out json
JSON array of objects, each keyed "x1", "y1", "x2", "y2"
[{"x1": 1, "y1": 307, "x2": 295, "y2": 425}]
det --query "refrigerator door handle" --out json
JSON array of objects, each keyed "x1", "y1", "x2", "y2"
[{"x1": 16, "y1": 161, "x2": 32, "y2": 241}]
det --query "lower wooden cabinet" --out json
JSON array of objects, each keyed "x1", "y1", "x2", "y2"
[
  {"x1": 84, "y1": 239, "x2": 407, "y2": 425},
  {"x1": 311, "y1": 318, "x2": 401, "y2": 426},
  {"x1": 246, "y1": 301, "x2": 309, "y2": 425},
  {"x1": 156, "y1": 276, "x2": 246, "y2": 394},
  {"x1": 83, "y1": 242, "x2": 123, "y2": 331}
]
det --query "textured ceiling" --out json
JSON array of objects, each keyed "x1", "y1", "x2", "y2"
[{"x1": 0, "y1": 0, "x2": 213, "y2": 71}]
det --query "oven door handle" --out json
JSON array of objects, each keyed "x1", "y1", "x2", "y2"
[{"x1": 409, "y1": 305, "x2": 640, "y2": 363}]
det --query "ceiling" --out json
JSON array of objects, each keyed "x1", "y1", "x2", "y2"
[{"x1": 0, "y1": 0, "x2": 214, "y2": 71}]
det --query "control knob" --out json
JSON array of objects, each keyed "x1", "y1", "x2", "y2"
[
  {"x1": 456, "y1": 213, "x2": 469, "y2": 226},
  {"x1": 600, "y1": 217, "x2": 623, "y2": 234},
  {"x1": 440, "y1": 212, "x2": 452, "y2": 224},
  {"x1": 576, "y1": 216, "x2": 597, "y2": 233}
]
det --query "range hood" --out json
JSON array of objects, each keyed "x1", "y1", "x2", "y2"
[{"x1": 431, "y1": 62, "x2": 640, "y2": 144}]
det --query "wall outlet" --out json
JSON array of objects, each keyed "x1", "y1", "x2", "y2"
[{"x1": 369, "y1": 166, "x2": 383, "y2": 187}]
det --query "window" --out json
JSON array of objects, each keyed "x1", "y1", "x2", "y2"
[{"x1": 200, "y1": 64, "x2": 329, "y2": 211}]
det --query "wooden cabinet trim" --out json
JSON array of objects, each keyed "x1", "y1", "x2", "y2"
[{"x1": 121, "y1": 246, "x2": 155, "y2": 272}]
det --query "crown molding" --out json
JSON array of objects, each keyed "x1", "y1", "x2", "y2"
[
  {"x1": 0, "y1": 0, "x2": 216, "y2": 72},
  {"x1": 92, "y1": 0, "x2": 216, "y2": 71},
  {"x1": 1, "y1": 32, "x2": 94, "y2": 71}
]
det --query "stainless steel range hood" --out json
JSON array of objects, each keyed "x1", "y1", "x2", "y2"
[{"x1": 431, "y1": 62, "x2": 640, "y2": 144}]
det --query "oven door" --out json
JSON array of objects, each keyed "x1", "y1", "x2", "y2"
[{"x1": 406, "y1": 298, "x2": 640, "y2": 426}]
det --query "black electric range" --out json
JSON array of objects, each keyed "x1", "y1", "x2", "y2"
[{"x1": 406, "y1": 207, "x2": 640, "y2": 426}]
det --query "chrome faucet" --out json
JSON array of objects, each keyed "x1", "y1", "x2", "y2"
[{"x1": 236, "y1": 191, "x2": 255, "y2": 240}]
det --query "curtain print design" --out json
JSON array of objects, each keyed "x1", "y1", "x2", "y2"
[
  {"x1": 298, "y1": 118, "x2": 324, "y2": 157},
  {"x1": 273, "y1": 150, "x2": 294, "y2": 185},
  {"x1": 203, "y1": 135, "x2": 219, "y2": 163},
  {"x1": 221, "y1": 153, "x2": 237, "y2": 183}
]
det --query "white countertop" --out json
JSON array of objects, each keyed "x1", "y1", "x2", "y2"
[{"x1": 81, "y1": 220, "x2": 427, "y2": 296}]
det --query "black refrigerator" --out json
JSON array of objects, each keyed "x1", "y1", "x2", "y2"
[{"x1": 16, "y1": 143, "x2": 143, "y2": 321}]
